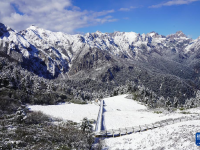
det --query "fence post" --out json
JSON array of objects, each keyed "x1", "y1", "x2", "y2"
[
  {"x1": 132, "y1": 127, "x2": 134, "y2": 133},
  {"x1": 112, "y1": 129, "x2": 114, "y2": 138},
  {"x1": 119, "y1": 128, "x2": 121, "y2": 137},
  {"x1": 139, "y1": 125, "x2": 141, "y2": 132},
  {"x1": 152, "y1": 123, "x2": 154, "y2": 129},
  {"x1": 125, "y1": 128, "x2": 127, "y2": 135},
  {"x1": 106, "y1": 130, "x2": 107, "y2": 138}
]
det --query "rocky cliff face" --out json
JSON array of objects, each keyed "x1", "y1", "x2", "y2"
[
  {"x1": 0, "y1": 23, "x2": 196, "y2": 78},
  {"x1": 1, "y1": 22, "x2": 200, "y2": 106}
]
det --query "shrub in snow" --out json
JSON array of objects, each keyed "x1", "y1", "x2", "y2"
[
  {"x1": 15, "y1": 106, "x2": 27, "y2": 124},
  {"x1": 80, "y1": 117, "x2": 93, "y2": 133},
  {"x1": 24, "y1": 111, "x2": 51, "y2": 124}
]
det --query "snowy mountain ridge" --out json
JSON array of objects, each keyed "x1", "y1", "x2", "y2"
[
  {"x1": 0, "y1": 22, "x2": 200, "y2": 79},
  {"x1": 1, "y1": 22, "x2": 200, "y2": 106}
]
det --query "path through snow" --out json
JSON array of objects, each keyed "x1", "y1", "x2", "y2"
[{"x1": 103, "y1": 95, "x2": 195, "y2": 130}]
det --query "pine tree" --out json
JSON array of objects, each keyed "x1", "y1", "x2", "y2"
[{"x1": 80, "y1": 117, "x2": 93, "y2": 133}]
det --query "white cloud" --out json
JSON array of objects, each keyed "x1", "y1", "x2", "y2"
[
  {"x1": 95, "y1": 16, "x2": 118, "y2": 24},
  {"x1": 0, "y1": 1, "x2": 14, "y2": 17},
  {"x1": 93, "y1": 10, "x2": 115, "y2": 17},
  {"x1": 119, "y1": 6, "x2": 137, "y2": 11},
  {"x1": 150, "y1": 0, "x2": 199, "y2": 8},
  {"x1": 0, "y1": 0, "x2": 117, "y2": 33},
  {"x1": 119, "y1": 8, "x2": 131, "y2": 11}
]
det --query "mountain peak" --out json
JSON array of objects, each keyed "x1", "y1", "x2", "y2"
[
  {"x1": 147, "y1": 31, "x2": 159, "y2": 38},
  {"x1": 0, "y1": 23, "x2": 15, "y2": 36},
  {"x1": 85, "y1": 32, "x2": 92, "y2": 36},
  {"x1": 176, "y1": 31, "x2": 184, "y2": 34},
  {"x1": 0, "y1": 23, "x2": 7, "y2": 32},
  {"x1": 93, "y1": 31, "x2": 103, "y2": 36},
  {"x1": 167, "y1": 31, "x2": 188, "y2": 39},
  {"x1": 0, "y1": 22, "x2": 6, "y2": 28},
  {"x1": 28, "y1": 25, "x2": 39, "y2": 30},
  {"x1": 95, "y1": 30, "x2": 102, "y2": 34},
  {"x1": 175, "y1": 31, "x2": 187, "y2": 37}
]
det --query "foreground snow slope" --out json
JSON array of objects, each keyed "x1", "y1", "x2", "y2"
[
  {"x1": 28, "y1": 103, "x2": 99, "y2": 123},
  {"x1": 103, "y1": 95, "x2": 194, "y2": 130},
  {"x1": 103, "y1": 120, "x2": 200, "y2": 150}
]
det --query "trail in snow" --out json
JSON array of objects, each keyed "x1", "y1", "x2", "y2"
[
  {"x1": 96, "y1": 95, "x2": 200, "y2": 138},
  {"x1": 103, "y1": 120, "x2": 200, "y2": 150},
  {"x1": 102, "y1": 95, "x2": 196, "y2": 130},
  {"x1": 92, "y1": 95, "x2": 200, "y2": 149}
]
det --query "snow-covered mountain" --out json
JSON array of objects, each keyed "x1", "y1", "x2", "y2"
[
  {"x1": 1, "y1": 22, "x2": 196, "y2": 77},
  {"x1": 1, "y1": 22, "x2": 200, "y2": 104}
]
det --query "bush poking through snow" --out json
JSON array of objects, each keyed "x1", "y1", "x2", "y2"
[
  {"x1": 24, "y1": 111, "x2": 51, "y2": 124},
  {"x1": 154, "y1": 111, "x2": 162, "y2": 114},
  {"x1": 80, "y1": 117, "x2": 93, "y2": 133}
]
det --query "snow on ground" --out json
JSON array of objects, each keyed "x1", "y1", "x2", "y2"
[
  {"x1": 103, "y1": 95, "x2": 198, "y2": 130},
  {"x1": 103, "y1": 120, "x2": 200, "y2": 150},
  {"x1": 28, "y1": 94, "x2": 200, "y2": 149},
  {"x1": 28, "y1": 103, "x2": 99, "y2": 123},
  {"x1": 177, "y1": 107, "x2": 200, "y2": 114}
]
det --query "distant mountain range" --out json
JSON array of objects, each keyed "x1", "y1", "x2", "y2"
[{"x1": 1, "y1": 22, "x2": 200, "y2": 107}]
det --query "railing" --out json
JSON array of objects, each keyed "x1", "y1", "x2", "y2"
[
  {"x1": 95, "y1": 114, "x2": 200, "y2": 138},
  {"x1": 95, "y1": 100, "x2": 104, "y2": 132}
]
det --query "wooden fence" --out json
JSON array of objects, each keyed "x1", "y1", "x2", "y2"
[{"x1": 95, "y1": 114, "x2": 200, "y2": 138}]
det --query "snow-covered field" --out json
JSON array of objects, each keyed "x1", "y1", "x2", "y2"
[
  {"x1": 103, "y1": 120, "x2": 200, "y2": 150},
  {"x1": 103, "y1": 95, "x2": 194, "y2": 130},
  {"x1": 29, "y1": 94, "x2": 200, "y2": 150},
  {"x1": 28, "y1": 103, "x2": 99, "y2": 123},
  {"x1": 99, "y1": 95, "x2": 200, "y2": 149}
]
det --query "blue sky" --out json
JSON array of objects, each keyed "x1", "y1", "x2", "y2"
[
  {"x1": 73, "y1": 0, "x2": 200, "y2": 39},
  {"x1": 0, "y1": 0, "x2": 200, "y2": 39}
]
